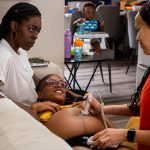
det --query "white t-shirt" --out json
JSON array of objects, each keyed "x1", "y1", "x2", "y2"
[{"x1": 0, "y1": 39, "x2": 38, "y2": 106}]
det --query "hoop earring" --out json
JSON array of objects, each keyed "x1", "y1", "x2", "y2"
[{"x1": 11, "y1": 31, "x2": 17, "y2": 40}]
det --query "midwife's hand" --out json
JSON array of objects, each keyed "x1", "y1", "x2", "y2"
[
  {"x1": 83, "y1": 93, "x2": 101, "y2": 116},
  {"x1": 31, "y1": 101, "x2": 61, "y2": 114},
  {"x1": 90, "y1": 128, "x2": 128, "y2": 149}
]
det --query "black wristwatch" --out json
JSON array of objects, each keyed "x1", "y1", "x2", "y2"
[{"x1": 127, "y1": 128, "x2": 136, "y2": 142}]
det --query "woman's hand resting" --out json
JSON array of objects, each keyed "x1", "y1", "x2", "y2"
[
  {"x1": 90, "y1": 128, "x2": 128, "y2": 149},
  {"x1": 31, "y1": 101, "x2": 61, "y2": 114},
  {"x1": 72, "y1": 92, "x2": 101, "y2": 110},
  {"x1": 72, "y1": 101, "x2": 84, "y2": 109}
]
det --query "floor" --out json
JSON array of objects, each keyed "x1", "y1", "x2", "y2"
[{"x1": 64, "y1": 58, "x2": 137, "y2": 128}]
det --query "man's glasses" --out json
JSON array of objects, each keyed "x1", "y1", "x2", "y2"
[{"x1": 45, "y1": 79, "x2": 67, "y2": 88}]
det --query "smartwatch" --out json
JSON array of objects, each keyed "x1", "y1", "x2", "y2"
[{"x1": 127, "y1": 128, "x2": 136, "y2": 142}]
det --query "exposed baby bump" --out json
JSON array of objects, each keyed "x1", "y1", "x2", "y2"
[
  {"x1": 45, "y1": 108, "x2": 104, "y2": 140},
  {"x1": 82, "y1": 115, "x2": 105, "y2": 135},
  {"x1": 45, "y1": 108, "x2": 85, "y2": 140}
]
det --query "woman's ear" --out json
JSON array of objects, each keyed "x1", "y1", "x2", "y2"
[
  {"x1": 37, "y1": 91, "x2": 43, "y2": 99},
  {"x1": 10, "y1": 21, "x2": 18, "y2": 31}
]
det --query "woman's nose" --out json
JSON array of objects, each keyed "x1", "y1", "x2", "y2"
[
  {"x1": 32, "y1": 32, "x2": 38, "y2": 40},
  {"x1": 55, "y1": 82, "x2": 62, "y2": 88}
]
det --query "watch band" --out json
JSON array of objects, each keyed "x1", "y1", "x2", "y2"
[{"x1": 127, "y1": 128, "x2": 136, "y2": 142}]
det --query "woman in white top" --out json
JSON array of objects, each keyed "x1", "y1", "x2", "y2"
[{"x1": 0, "y1": 2, "x2": 61, "y2": 115}]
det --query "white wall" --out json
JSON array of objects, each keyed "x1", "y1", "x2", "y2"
[{"x1": 0, "y1": 0, "x2": 64, "y2": 70}]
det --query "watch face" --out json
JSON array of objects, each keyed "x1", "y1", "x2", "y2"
[{"x1": 127, "y1": 128, "x2": 136, "y2": 142}]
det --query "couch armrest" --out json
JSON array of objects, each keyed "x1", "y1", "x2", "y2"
[{"x1": 0, "y1": 98, "x2": 72, "y2": 150}]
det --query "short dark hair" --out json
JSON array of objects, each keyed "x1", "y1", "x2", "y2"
[
  {"x1": 36, "y1": 74, "x2": 63, "y2": 93},
  {"x1": 0, "y1": 2, "x2": 41, "y2": 40},
  {"x1": 139, "y1": 2, "x2": 150, "y2": 26},
  {"x1": 36, "y1": 74, "x2": 52, "y2": 93},
  {"x1": 83, "y1": 2, "x2": 96, "y2": 11}
]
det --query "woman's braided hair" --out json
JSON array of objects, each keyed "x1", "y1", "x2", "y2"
[
  {"x1": 128, "y1": 66, "x2": 150, "y2": 115},
  {"x1": 140, "y1": 2, "x2": 150, "y2": 26},
  {"x1": 36, "y1": 74, "x2": 52, "y2": 93},
  {"x1": 0, "y1": 2, "x2": 41, "y2": 40}
]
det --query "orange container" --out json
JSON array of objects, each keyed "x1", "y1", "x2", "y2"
[{"x1": 74, "y1": 38, "x2": 84, "y2": 47}]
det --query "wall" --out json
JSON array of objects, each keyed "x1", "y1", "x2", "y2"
[
  {"x1": 136, "y1": 45, "x2": 150, "y2": 87},
  {"x1": 0, "y1": 0, "x2": 64, "y2": 70}
]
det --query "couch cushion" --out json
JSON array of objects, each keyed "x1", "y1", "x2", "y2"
[{"x1": 0, "y1": 98, "x2": 72, "y2": 150}]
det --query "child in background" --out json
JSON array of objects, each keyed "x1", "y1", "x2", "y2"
[{"x1": 73, "y1": 2, "x2": 104, "y2": 55}]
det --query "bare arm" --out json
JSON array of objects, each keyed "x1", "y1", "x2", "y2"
[
  {"x1": 89, "y1": 98, "x2": 135, "y2": 117},
  {"x1": 0, "y1": 91, "x2": 58, "y2": 122},
  {"x1": 0, "y1": 92, "x2": 60, "y2": 121},
  {"x1": 135, "y1": 130, "x2": 150, "y2": 145},
  {"x1": 15, "y1": 101, "x2": 42, "y2": 122},
  {"x1": 103, "y1": 104, "x2": 135, "y2": 116},
  {"x1": 100, "y1": 20, "x2": 104, "y2": 31},
  {"x1": 91, "y1": 128, "x2": 150, "y2": 149},
  {"x1": 73, "y1": 18, "x2": 85, "y2": 26},
  {"x1": 0, "y1": 94, "x2": 43, "y2": 122}
]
